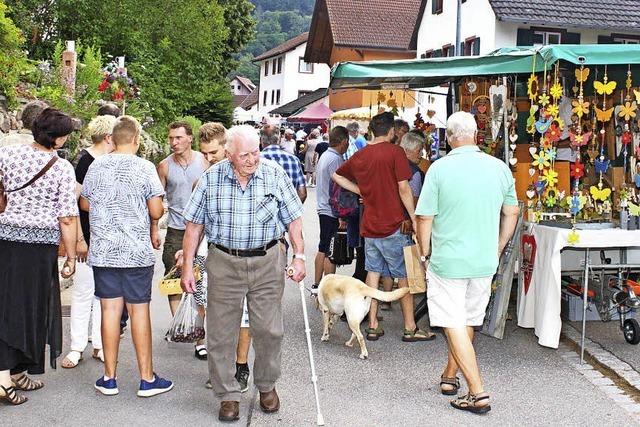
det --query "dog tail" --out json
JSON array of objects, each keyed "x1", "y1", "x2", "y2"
[{"x1": 360, "y1": 286, "x2": 409, "y2": 302}]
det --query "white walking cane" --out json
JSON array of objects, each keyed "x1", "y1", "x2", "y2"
[{"x1": 290, "y1": 271, "x2": 325, "y2": 425}]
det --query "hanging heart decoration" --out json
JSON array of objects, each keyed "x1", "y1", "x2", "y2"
[
  {"x1": 510, "y1": 144, "x2": 517, "y2": 151},
  {"x1": 509, "y1": 134, "x2": 519, "y2": 143},
  {"x1": 526, "y1": 189, "x2": 536, "y2": 199},
  {"x1": 529, "y1": 168, "x2": 536, "y2": 177},
  {"x1": 529, "y1": 146, "x2": 537, "y2": 156},
  {"x1": 509, "y1": 157, "x2": 518, "y2": 166},
  {"x1": 521, "y1": 234, "x2": 537, "y2": 295}
]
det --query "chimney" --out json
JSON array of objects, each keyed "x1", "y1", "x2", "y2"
[{"x1": 61, "y1": 40, "x2": 77, "y2": 95}]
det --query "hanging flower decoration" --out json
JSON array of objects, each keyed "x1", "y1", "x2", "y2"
[
  {"x1": 546, "y1": 123, "x2": 561, "y2": 143},
  {"x1": 546, "y1": 104, "x2": 560, "y2": 118},
  {"x1": 550, "y1": 82, "x2": 563, "y2": 100},
  {"x1": 541, "y1": 137, "x2": 553, "y2": 150},
  {"x1": 538, "y1": 93, "x2": 550, "y2": 107},
  {"x1": 542, "y1": 169, "x2": 559, "y2": 188},
  {"x1": 545, "y1": 192, "x2": 558, "y2": 208},
  {"x1": 527, "y1": 75, "x2": 539, "y2": 101},
  {"x1": 532, "y1": 150, "x2": 551, "y2": 170},
  {"x1": 555, "y1": 117, "x2": 565, "y2": 130},
  {"x1": 545, "y1": 147, "x2": 557, "y2": 161},
  {"x1": 570, "y1": 160, "x2": 585, "y2": 179},
  {"x1": 619, "y1": 101, "x2": 638, "y2": 121}
]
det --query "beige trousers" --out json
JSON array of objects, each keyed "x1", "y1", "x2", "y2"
[{"x1": 206, "y1": 242, "x2": 286, "y2": 402}]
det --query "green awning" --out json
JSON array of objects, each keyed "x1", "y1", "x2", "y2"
[{"x1": 329, "y1": 44, "x2": 640, "y2": 90}]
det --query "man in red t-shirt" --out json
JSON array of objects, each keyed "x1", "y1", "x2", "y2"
[{"x1": 333, "y1": 112, "x2": 434, "y2": 342}]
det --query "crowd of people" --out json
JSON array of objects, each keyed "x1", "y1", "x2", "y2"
[{"x1": 0, "y1": 102, "x2": 518, "y2": 419}]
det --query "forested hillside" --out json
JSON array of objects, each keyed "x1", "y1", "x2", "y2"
[{"x1": 233, "y1": 0, "x2": 315, "y2": 82}]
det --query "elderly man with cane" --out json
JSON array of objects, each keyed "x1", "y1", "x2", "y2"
[
  {"x1": 416, "y1": 111, "x2": 519, "y2": 415},
  {"x1": 181, "y1": 125, "x2": 306, "y2": 422}
]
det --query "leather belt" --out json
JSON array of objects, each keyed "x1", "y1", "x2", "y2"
[{"x1": 212, "y1": 239, "x2": 281, "y2": 257}]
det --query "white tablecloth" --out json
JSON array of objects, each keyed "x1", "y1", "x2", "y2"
[{"x1": 517, "y1": 224, "x2": 640, "y2": 348}]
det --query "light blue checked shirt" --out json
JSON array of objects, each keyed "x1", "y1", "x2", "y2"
[
  {"x1": 260, "y1": 145, "x2": 306, "y2": 188},
  {"x1": 183, "y1": 158, "x2": 304, "y2": 250}
]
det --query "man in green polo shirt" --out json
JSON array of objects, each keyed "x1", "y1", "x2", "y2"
[{"x1": 416, "y1": 111, "x2": 519, "y2": 415}]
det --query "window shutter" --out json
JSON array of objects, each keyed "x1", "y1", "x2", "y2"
[
  {"x1": 420, "y1": 53, "x2": 427, "y2": 59},
  {"x1": 459, "y1": 42, "x2": 464, "y2": 56},
  {"x1": 516, "y1": 28, "x2": 534, "y2": 46},
  {"x1": 473, "y1": 37, "x2": 481, "y2": 55},
  {"x1": 598, "y1": 35, "x2": 615, "y2": 44},
  {"x1": 432, "y1": 0, "x2": 437, "y2": 14},
  {"x1": 433, "y1": 49, "x2": 442, "y2": 58},
  {"x1": 563, "y1": 32, "x2": 581, "y2": 44}
]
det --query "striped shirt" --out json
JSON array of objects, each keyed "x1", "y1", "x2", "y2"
[
  {"x1": 260, "y1": 145, "x2": 306, "y2": 188},
  {"x1": 183, "y1": 158, "x2": 304, "y2": 250}
]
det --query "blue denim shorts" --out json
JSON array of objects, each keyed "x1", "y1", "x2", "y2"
[
  {"x1": 364, "y1": 228, "x2": 412, "y2": 279},
  {"x1": 93, "y1": 266, "x2": 154, "y2": 304}
]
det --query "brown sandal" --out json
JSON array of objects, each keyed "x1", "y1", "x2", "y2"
[
  {"x1": 12, "y1": 374, "x2": 44, "y2": 391},
  {"x1": 0, "y1": 385, "x2": 28, "y2": 405},
  {"x1": 440, "y1": 376, "x2": 460, "y2": 396},
  {"x1": 450, "y1": 392, "x2": 491, "y2": 414}
]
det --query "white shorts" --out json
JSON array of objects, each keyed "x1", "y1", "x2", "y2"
[
  {"x1": 426, "y1": 269, "x2": 492, "y2": 329},
  {"x1": 241, "y1": 297, "x2": 250, "y2": 328}
]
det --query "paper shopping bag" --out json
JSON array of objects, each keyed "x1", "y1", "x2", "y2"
[{"x1": 403, "y1": 242, "x2": 426, "y2": 294}]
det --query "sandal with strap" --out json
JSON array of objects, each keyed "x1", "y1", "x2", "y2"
[
  {"x1": 402, "y1": 328, "x2": 436, "y2": 342},
  {"x1": 12, "y1": 374, "x2": 44, "y2": 392},
  {"x1": 0, "y1": 385, "x2": 28, "y2": 405},
  {"x1": 92, "y1": 349, "x2": 104, "y2": 363},
  {"x1": 450, "y1": 392, "x2": 491, "y2": 414},
  {"x1": 365, "y1": 326, "x2": 384, "y2": 341},
  {"x1": 440, "y1": 376, "x2": 460, "y2": 396},
  {"x1": 61, "y1": 350, "x2": 83, "y2": 369}
]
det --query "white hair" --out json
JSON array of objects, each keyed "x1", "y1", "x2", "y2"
[
  {"x1": 446, "y1": 111, "x2": 477, "y2": 142},
  {"x1": 226, "y1": 125, "x2": 260, "y2": 153},
  {"x1": 399, "y1": 132, "x2": 424, "y2": 152},
  {"x1": 87, "y1": 115, "x2": 117, "y2": 139}
]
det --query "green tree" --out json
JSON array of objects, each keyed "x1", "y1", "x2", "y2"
[{"x1": 0, "y1": 0, "x2": 30, "y2": 106}]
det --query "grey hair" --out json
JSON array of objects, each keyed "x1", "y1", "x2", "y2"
[
  {"x1": 400, "y1": 132, "x2": 424, "y2": 152},
  {"x1": 446, "y1": 111, "x2": 477, "y2": 142},
  {"x1": 346, "y1": 122, "x2": 359, "y2": 132},
  {"x1": 226, "y1": 125, "x2": 260, "y2": 153},
  {"x1": 21, "y1": 100, "x2": 48, "y2": 131}
]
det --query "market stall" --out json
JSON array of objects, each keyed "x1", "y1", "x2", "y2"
[
  {"x1": 286, "y1": 102, "x2": 333, "y2": 124},
  {"x1": 329, "y1": 44, "x2": 640, "y2": 345}
]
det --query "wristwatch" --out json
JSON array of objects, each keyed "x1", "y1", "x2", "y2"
[
  {"x1": 294, "y1": 253, "x2": 307, "y2": 261},
  {"x1": 420, "y1": 255, "x2": 430, "y2": 263}
]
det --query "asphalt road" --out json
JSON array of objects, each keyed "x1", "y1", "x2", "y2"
[{"x1": 6, "y1": 189, "x2": 638, "y2": 426}]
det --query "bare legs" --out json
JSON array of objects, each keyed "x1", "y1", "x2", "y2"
[
  {"x1": 443, "y1": 326, "x2": 487, "y2": 399},
  {"x1": 101, "y1": 297, "x2": 153, "y2": 381}
]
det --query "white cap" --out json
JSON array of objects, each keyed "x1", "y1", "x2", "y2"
[{"x1": 284, "y1": 128, "x2": 295, "y2": 135}]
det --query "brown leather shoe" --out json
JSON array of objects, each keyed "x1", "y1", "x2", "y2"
[
  {"x1": 259, "y1": 388, "x2": 280, "y2": 413},
  {"x1": 218, "y1": 401, "x2": 240, "y2": 422}
]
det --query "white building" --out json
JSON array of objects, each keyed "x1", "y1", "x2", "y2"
[
  {"x1": 414, "y1": 0, "x2": 640, "y2": 124},
  {"x1": 253, "y1": 32, "x2": 331, "y2": 122},
  {"x1": 229, "y1": 75, "x2": 255, "y2": 96}
]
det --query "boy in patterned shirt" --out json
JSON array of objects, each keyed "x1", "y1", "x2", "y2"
[{"x1": 80, "y1": 116, "x2": 173, "y2": 397}]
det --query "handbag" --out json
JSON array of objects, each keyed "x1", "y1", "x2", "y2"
[
  {"x1": 329, "y1": 181, "x2": 359, "y2": 218},
  {"x1": 328, "y1": 231, "x2": 354, "y2": 265},
  {"x1": 0, "y1": 156, "x2": 58, "y2": 213},
  {"x1": 403, "y1": 238, "x2": 427, "y2": 294},
  {"x1": 159, "y1": 263, "x2": 202, "y2": 296}
]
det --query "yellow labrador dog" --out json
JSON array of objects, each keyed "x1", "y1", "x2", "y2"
[{"x1": 317, "y1": 274, "x2": 409, "y2": 359}]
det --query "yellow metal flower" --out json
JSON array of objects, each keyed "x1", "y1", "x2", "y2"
[
  {"x1": 542, "y1": 169, "x2": 559, "y2": 187},
  {"x1": 527, "y1": 75, "x2": 539, "y2": 101},
  {"x1": 538, "y1": 93, "x2": 550, "y2": 107},
  {"x1": 572, "y1": 100, "x2": 590, "y2": 118},
  {"x1": 550, "y1": 83, "x2": 563, "y2": 100},
  {"x1": 555, "y1": 117, "x2": 565, "y2": 130},
  {"x1": 546, "y1": 104, "x2": 560, "y2": 118},
  {"x1": 567, "y1": 229, "x2": 580, "y2": 245},
  {"x1": 532, "y1": 150, "x2": 551, "y2": 170},
  {"x1": 618, "y1": 101, "x2": 638, "y2": 121}
]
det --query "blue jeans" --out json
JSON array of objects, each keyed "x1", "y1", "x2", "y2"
[{"x1": 364, "y1": 228, "x2": 412, "y2": 279}]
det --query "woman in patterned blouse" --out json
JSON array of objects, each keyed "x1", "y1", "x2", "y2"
[{"x1": 0, "y1": 108, "x2": 79, "y2": 405}]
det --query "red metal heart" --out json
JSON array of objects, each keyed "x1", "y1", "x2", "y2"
[{"x1": 521, "y1": 234, "x2": 537, "y2": 295}]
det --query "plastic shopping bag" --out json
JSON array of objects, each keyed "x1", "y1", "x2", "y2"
[{"x1": 165, "y1": 293, "x2": 205, "y2": 343}]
